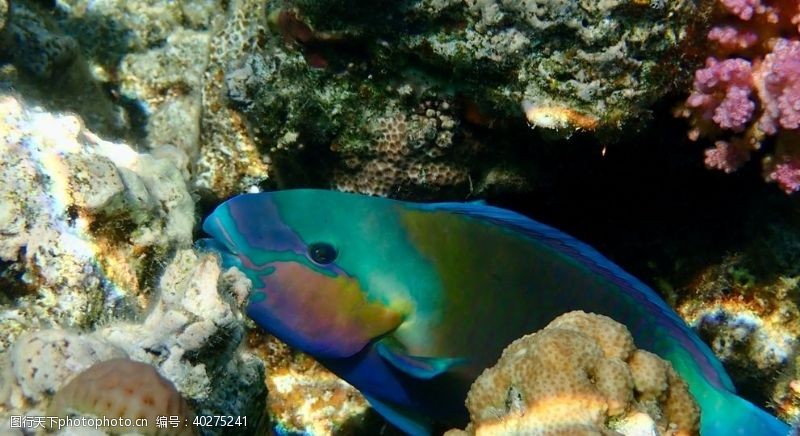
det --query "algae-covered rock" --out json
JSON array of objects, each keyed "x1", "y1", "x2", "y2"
[
  {"x1": 209, "y1": 0, "x2": 703, "y2": 197},
  {"x1": 292, "y1": 0, "x2": 700, "y2": 133},
  {"x1": 0, "y1": 249, "x2": 267, "y2": 432},
  {"x1": 0, "y1": 94, "x2": 193, "y2": 346},
  {"x1": 247, "y1": 331, "x2": 379, "y2": 435}
]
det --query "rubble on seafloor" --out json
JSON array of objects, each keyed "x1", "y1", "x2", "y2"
[{"x1": 446, "y1": 311, "x2": 699, "y2": 436}]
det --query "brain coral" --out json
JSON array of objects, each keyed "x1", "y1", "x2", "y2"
[
  {"x1": 48, "y1": 358, "x2": 196, "y2": 435},
  {"x1": 446, "y1": 311, "x2": 700, "y2": 436}
]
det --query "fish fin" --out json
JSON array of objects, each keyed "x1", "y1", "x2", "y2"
[
  {"x1": 362, "y1": 393, "x2": 432, "y2": 436},
  {"x1": 196, "y1": 238, "x2": 243, "y2": 271},
  {"x1": 700, "y1": 390, "x2": 789, "y2": 435},
  {"x1": 421, "y1": 201, "x2": 736, "y2": 392},
  {"x1": 376, "y1": 337, "x2": 466, "y2": 379}
]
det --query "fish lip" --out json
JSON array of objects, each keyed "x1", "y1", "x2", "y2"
[{"x1": 202, "y1": 209, "x2": 241, "y2": 255}]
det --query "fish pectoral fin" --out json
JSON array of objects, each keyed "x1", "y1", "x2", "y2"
[
  {"x1": 362, "y1": 393, "x2": 432, "y2": 436},
  {"x1": 376, "y1": 337, "x2": 466, "y2": 380}
]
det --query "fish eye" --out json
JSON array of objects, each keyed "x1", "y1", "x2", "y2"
[{"x1": 308, "y1": 242, "x2": 337, "y2": 264}]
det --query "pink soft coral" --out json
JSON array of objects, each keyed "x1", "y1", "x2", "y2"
[
  {"x1": 755, "y1": 39, "x2": 800, "y2": 133},
  {"x1": 681, "y1": 0, "x2": 800, "y2": 192},
  {"x1": 687, "y1": 58, "x2": 755, "y2": 133},
  {"x1": 721, "y1": 0, "x2": 764, "y2": 20}
]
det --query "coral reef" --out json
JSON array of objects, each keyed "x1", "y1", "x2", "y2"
[
  {"x1": 331, "y1": 109, "x2": 468, "y2": 196},
  {"x1": 96, "y1": 249, "x2": 265, "y2": 419},
  {"x1": 2, "y1": 1, "x2": 78, "y2": 80},
  {"x1": 678, "y1": 0, "x2": 800, "y2": 193},
  {"x1": 285, "y1": 0, "x2": 699, "y2": 135},
  {"x1": 48, "y1": 358, "x2": 196, "y2": 435},
  {"x1": 2, "y1": 1, "x2": 798, "y2": 435},
  {"x1": 446, "y1": 311, "x2": 699, "y2": 436},
  {"x1": 3, "y1": 0, "x2": 699, "y2": 198},
  {"x1": 0, "y1": 0, "x2": 244, "y2": 194},
  {"x1": 117, "y1": 28, "x2": 211, "y2": 180},
  {"x1": 57, "y1": 0, "x2": 219, "y2": 179},
  {"x1": 0, "y1": 93, "x2": 193, "y2": 346},
  {"x1": 672, "y1": 255, "x2": 800, "y2": 421},
  {"x1": 195, "y1": 0, "x2": 269, "y2": 197},
  {"x1": 774, "y1": 359, "x2": 800, "y2": 423},
  {"x1": 0, "y1": 97, "x2": 266, "y2": 433},
  {"x1": 247, "y1": 331, "x2": 375, "y2": 435},
  {"x1": 212, "y1": 0, "x2": 702, "y2": 197},
  {"x1": 1, "y1": 250, "x2": 267, "y2": 432},
  {"x1": 0, "y1": 0, "x2": 128, "y2": 138}
]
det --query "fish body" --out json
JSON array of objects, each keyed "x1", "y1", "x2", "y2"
[{"x1": 200, "y1": 189, "x2": 789, "y2": 435}]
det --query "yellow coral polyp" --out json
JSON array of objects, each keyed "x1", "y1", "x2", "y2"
[{"x1": 522, "y1": 101, "x2": 599, "y2": 131}]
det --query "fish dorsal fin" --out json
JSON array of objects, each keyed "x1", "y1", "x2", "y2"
[
  {"x1": 417, "y1": 201, "x2": 736, "y2": 392},
  {"x1": 376, "y1": 337, "x2": 466, "y2": 379}
]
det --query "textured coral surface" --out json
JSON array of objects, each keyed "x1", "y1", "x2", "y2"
[
  {"x1": 215, "y1": 0, "x2": 702, "y2": 197},
  {"x1": 680, "y1": 0, "x2": 800, "y2": 192},
  {"x1": 0, "y1": 94, "x2": 193, "y2": 345},
  {"x1": 0, "y1": 97, "x2": 266, "y2": 435},
  {"x1": 48, "y1": 358, "x2": 196, "y2": 435},
  {"x1": 247, "y1": 331, "x2": 374, "y2": 435},
  {"x1": 447, "y1": 311, "x2": 699, "y2": 436}
]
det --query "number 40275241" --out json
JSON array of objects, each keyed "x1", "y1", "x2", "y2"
[{"x1": 193, "y1": 415, "x2": 247, "y2": 427}]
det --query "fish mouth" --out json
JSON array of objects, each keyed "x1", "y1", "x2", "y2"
[
  {"x1": 201, "y1": 212, "x2": 240, "y2": 255},
  {"x1": 198, "y1": 204, "x2": 250, "y2": 272}
]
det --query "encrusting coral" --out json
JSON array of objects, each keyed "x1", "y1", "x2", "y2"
[
  {"x1": 211, "y1": 0, "x2": 704, "y2": 197},
  {"x1": 195, "y1": 0, "x2": 269, "y2": 197},
  {"x1": 670, "y1": 255, "x2": 800, "y2": 422},
  {"x1": 0, "y1": 93, "x2": 193, "y2": 346},
  {"x1": 247, "y1": 331, "x2": 374, "y2": 435},
  {"x1": 332, "y1": 109, "x2": 467, "y2": 196},
  {"x1": 48, "y1": 358, "x2": 197, "y2": 435},
  {"x1": 446, "y1": 311, "x2": 700, "y2": 436},
  {"x1": 0, "y1": 250, "x2": 267, "y2": 432}
]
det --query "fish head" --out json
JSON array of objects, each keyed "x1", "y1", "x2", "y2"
[{"x1": 200, "y1": 189, "x2": 404, "y2": 358}]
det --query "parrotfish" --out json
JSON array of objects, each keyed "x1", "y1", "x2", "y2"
[{"x1": 199, "y1": 189, "x2": 789, "y2": 435}]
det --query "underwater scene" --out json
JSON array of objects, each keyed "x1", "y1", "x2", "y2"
[{"x1": 2, "y1": 0, "x2": 800, "y2": 435}]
